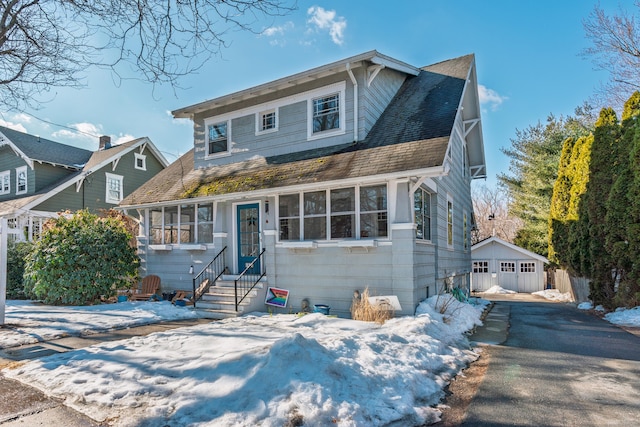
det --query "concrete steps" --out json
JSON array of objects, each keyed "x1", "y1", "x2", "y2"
[{"x1": 194, "y1": 275, "x2": 266, "y2": 319}]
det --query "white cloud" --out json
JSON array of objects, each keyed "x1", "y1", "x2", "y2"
[
  {"x1": 52, "y1": 122, "x2": 103, "y2": 140},
  {"x1": 307, "y1": 6, "x2": 346, "y2": 45},
  {"x1": 261, "y1": 22, "x2": 295, "y2": 47},
  {"x1": 478, "y1": 84, "x2": 507, "y2": 111},
  {"x1": 113, "y1": 133, "x2": 136, "y2": 145},
  {"x1": 0, "y1": 119, "x2": 28, "y2": 133}
]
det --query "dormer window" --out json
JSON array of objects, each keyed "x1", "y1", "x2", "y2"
[
  {"x1": 208, "y1": 122, "x2": 228, "y2": 155},
  {"x1": 312, "y1": 93, "x2": 340, "y2": 133},
  {"x1": 16, "y1": 166, "x2": 27, "y2": 195}
]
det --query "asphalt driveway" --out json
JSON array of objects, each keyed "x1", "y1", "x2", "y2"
[{"x1": 461, "y1": 295, "x2": 640, "y2": 426}]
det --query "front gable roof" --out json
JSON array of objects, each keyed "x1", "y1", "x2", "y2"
[
  {"x1": 0, "y1": 136, "x2": 167, "y2": 216},
  {"x1": 0, "y1": 126, "x2": 93, "y2": 169},
  {"x1": 471, "y1": 236, "x2": 549, "y2": 263},
  {"x1": 122, "y1": 53, "x2": 483, "y2": 207}
]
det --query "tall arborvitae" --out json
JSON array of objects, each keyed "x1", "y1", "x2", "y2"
[
  {"x1": 619, "y1": 92, "x2": 640, "y2": 306},
  {"x1": 564, "y1": 135, "x2": 593, "y2": 274},
  {"x1": 584, "y1": 108, "x2": 620, "y2": 307},
  {"x1": 548, "y1": 137, "x2": 576, "y2": 266}
]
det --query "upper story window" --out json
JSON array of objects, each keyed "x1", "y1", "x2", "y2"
[
  {"x1": 414, "y1": 188, "x2": 431, "y2": 241},
  {"x1": 0, "y1": 170, "x2": 10, "y2": 195},
  {"x1": 16, "y1": 166, "x2": 27, "y2": 195},
  {"x1": 105, "y1": 173, "x2": 123, "y2": 204},
  {"x1": 257, "y1": 109, "x2": 277, "y2": 134},
  {"x1": 134, "y1": 153, "x2": 147, "y2": 170},
  {"x1": 312, "y1": 93, "x2": 340, "y2": 134},
  {"x1": 207, "y1": 121, "x2": 229, "y2": 156}
]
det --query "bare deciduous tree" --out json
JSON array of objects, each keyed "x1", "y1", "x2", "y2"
[
  {"x1": 583, "y1": 1, "x2": 640, "y2": 110},
  {"x1": 0, "y1": 0, "x2": 296, "y2": 110},
  {"x1": 472, "y1": 184, "x2": 522, "y2": 244}
]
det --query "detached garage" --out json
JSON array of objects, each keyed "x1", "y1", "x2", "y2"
[{"x1": 471, "y1": 236, "x2": 548, "y2": 293}]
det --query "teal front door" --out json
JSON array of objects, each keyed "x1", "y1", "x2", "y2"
[{"x1": 237, "y1": 203, "x2": 261, "y2": 273}]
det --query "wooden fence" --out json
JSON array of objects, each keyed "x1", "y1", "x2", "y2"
[{"x1": 546, "y1": 269, "x2": 590, "y2": 302}]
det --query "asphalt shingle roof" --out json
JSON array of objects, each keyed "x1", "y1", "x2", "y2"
[
  {"x1": 0, "y1": 126, "x2": 93, "y2": 168},
  {"x1": 121, "y1": 54, "x2": 473, "y2": 206}
]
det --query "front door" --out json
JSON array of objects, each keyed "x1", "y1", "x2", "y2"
[{"x1": 237, "y1": 203, "x2": 261, "y2": 274}]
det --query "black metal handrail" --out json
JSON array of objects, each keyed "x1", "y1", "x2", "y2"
[
  {"x1": 235, "y1": 248, "x2": 266, "y2": 310},
  {"x1": 192, "y1": 246, "x2": 227, "y2": 308}
]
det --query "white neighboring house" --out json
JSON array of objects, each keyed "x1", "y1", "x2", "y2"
[{"x1": 471, "y1": 236, "x2": 548, "y2": 293}]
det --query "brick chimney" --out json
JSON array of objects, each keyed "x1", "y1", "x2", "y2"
[{"x1": 99, "y1": 135, "x2": 111, "y2": 150}]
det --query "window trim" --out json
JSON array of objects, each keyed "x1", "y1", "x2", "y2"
[
  {"x1": 306, "y1": 83, "x2": 346, "y2": 141},
  {"x1": 204, "y1": 119, "x2": 231, "y2": 158},
  {"x1": 256, "y1": 108, "x2": 278, "y2": 135},
  {"x1": 148, "y1": 203, "x2": 214, "y2": 246},
  {"x1": 447, "y1": 194, "x2": 454, "y2": 248},
  {"x1": 414, "y1": 188, "x2": 432, "y2": 241},
  {"x1": 15, "y1": 166, "x2": 27, "y2": 195},
  {"x1": 0, "y1": 170, "x2": 10, "y2": 195},
  {"x1": 134, "y1": 153, "x2": 147, "y2": 170},
  {"x1": 105, "y1": 172, "x2": 124, "y2": 204}
]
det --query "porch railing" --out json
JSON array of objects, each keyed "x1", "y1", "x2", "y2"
[
  {"x1": 192, "y1": 246, "x2": 227, "y2": 308},
  {"x1": 235, "y1": 248, "x2": 266, "y2": 311}
]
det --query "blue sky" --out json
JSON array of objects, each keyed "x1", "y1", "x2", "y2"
[{"x1": 0, "y1": 1, "x2": 630, "y2": 187}]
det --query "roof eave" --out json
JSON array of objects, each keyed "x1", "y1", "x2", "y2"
[{"x1": 172, "y1": 51, "x2": 420, "y2": 118}]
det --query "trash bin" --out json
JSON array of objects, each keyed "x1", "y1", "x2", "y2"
[{"x1": 313, "y1": 304, "x2": 330, "y2": 315}]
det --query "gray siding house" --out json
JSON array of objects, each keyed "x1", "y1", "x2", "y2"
[
  {"x1": 0, "y1": 127, "x2": 168, "y2": 240},
  {"x1": 119, "y1": 51, "x2": 486, "y2": 318}
]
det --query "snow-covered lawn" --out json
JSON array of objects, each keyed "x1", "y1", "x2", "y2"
[
  {"x1": 0, "y1": 300, "x2": 207, "y2": 349},
  {"x1": 2, "y1": 296, "x2": 488, "y2": 426}
]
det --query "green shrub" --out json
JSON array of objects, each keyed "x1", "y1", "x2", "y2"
[
  {"x1": 23, "y1": 210, "x2": 139, "y2": 305},
  {"x1": 6, "y1": 240, "x2": 33, "y2": 299}
]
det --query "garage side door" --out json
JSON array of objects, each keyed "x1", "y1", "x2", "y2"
[
  {"x1": 472, "y1": 260, "x2": 492, "y2": 291},
  {"x1": 498, "y1": 261, "x2": 518, "y2": 292},
  {"x1": 518, "y1": 261, "x2": 540, "y2": 293}
]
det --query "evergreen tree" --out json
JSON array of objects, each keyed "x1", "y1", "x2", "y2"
[
  {"x1": 499, "y1": 109, "x2": 594, "y2": 257},
  {"x1": 548, "y1": 137, "x2": 576, "y2": 265},
  {"x1": 619, "y1": 92, "x2": 640, "y2": 306},
  {"x1": 583, "y1": 108, "x2": 620, "y2": 307}
]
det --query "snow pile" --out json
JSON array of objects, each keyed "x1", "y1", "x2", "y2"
[
  {"x1": 605, "y1": 306, "x2": 640, "y2": 327},
  {"x1": 482, "y1": 285, "x2": 516, "y2": 294},
  {"x1": 3, "y1": 296, "x2": 487, "y2": 427},
  {"x1": 532, "y1": 289, "x2": 573, "y2": 302},
  {"x1": 0, "y1": 300, "x2": 206, "y2": 349},
  {"x1": 578, "y1": 302, "x2": 593, "y2": 310}
]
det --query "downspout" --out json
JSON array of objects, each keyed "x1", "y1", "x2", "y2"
[{"x1": 346, "y1": 63, "x2": 358, "y2": 142}]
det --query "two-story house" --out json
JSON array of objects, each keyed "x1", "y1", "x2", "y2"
[
  {"x1": 0, "y1": 126, "x2": 168, "y2": 240},
  {"x1": 119, "y1": 50, "x2": 486, "y2": 318}
]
